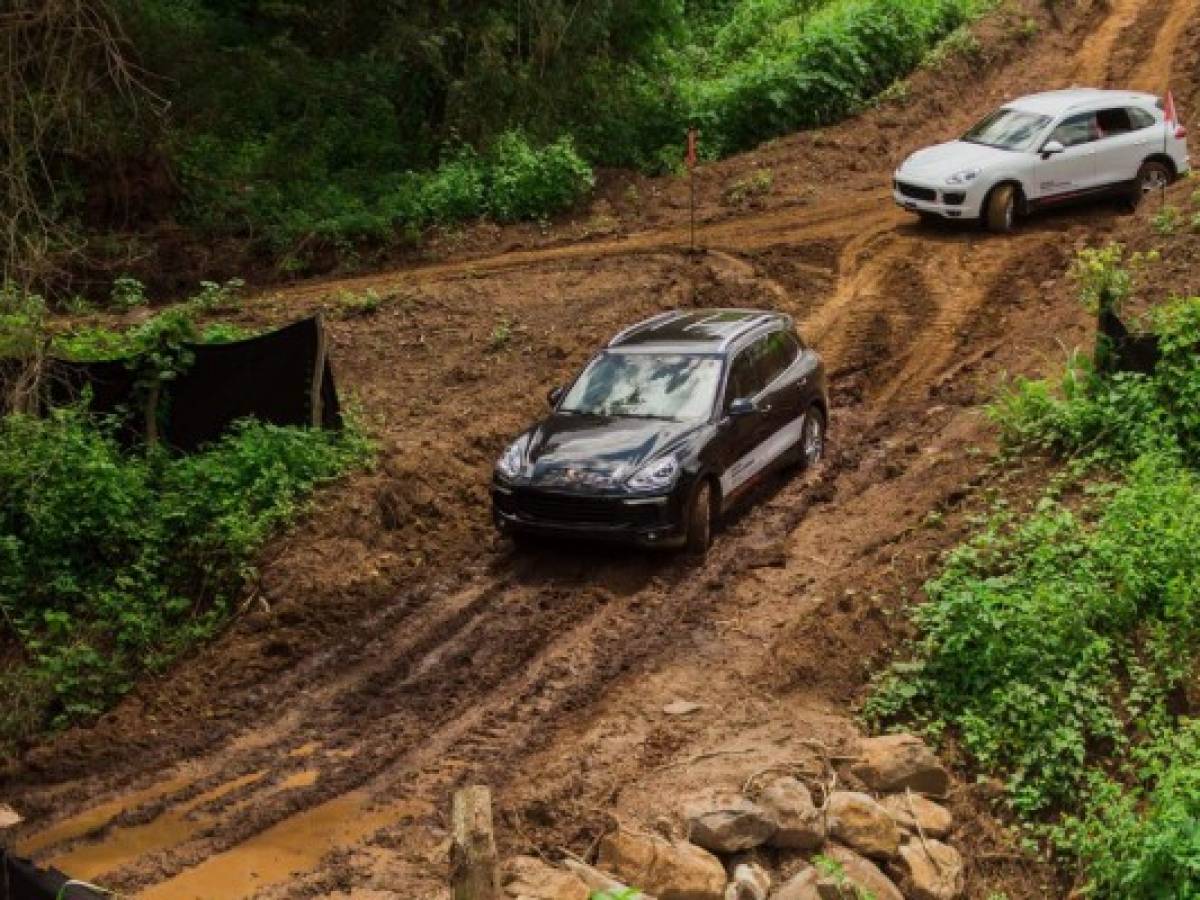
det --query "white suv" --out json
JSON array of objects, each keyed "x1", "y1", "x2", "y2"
[{"x1": 893, "y1": 88, "x2": 1190, "y2": 232}]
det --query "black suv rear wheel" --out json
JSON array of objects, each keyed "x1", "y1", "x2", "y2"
[{"x1": 800, "y1": 406, "x2": 826, "y2": 469}]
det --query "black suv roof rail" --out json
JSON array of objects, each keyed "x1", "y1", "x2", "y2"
[{"x1": 607, "y1": 310, "x2": 689, "y2": 347}]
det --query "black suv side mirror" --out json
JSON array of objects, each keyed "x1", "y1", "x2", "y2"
[
  {"x1": 547, "y1": 386, "x2": 565, "y2": 408},
  {"x1": 728, "y1": 397, "x2": 759, "y2": 417}
]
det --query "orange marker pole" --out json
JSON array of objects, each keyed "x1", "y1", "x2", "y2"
[{"x1": 686, "y1": 128, "x2": 698, "y2": 253}]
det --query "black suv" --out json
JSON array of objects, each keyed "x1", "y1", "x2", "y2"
[{"x1": 491, "y1": 309, "x2": 828, "y2": 553}]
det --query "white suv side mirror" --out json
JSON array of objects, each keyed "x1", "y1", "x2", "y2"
[{"x1": 1041, "y1": 140, "x2": 1066, "y2": 157}]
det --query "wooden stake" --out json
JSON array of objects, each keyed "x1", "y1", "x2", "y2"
[
  {"x1": 310, "y1": 312, "x2": 328, "y2": 428},
  {"x1": 450, "y1": 785, "x2": 499, "y2": 900}
]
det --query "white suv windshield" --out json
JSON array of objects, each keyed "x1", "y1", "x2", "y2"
[
  {"x1": 963, "y1": 108, "x2": 1052, "y2": 151},
  {"x1": 560, "y1": 352, "x2": 722, "y2": 422}
]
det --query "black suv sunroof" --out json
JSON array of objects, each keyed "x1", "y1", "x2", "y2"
[{"x1": 609, "y1": 309, "x2": 781, "y2": 350}]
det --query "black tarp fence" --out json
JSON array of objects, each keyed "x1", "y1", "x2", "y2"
[
  {"x1": 1, "y1": 848, "x2": 107, "y2": 899},
  {"x1": 1, "y1": 315, "x2": 340, "y2": 453},
  {"x1": 1097, "y1": 306, "x2": 1160, "y2": 376}
]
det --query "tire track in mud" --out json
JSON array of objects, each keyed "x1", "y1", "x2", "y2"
[{"x1": 9, "y1": 1, "x2": 1198, "y2": 895}]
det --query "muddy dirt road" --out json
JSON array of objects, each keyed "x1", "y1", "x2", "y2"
[{"x1": 5, "y1": 0, "x2": 1200, "y2": 896}]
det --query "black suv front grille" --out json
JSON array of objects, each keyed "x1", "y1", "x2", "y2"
[
  {"x1": 512, "y1": 489, "x2": 659, "y2": 527},
  {"x1": 896, "y1": 181, "x2": 937, "y2": 202}
]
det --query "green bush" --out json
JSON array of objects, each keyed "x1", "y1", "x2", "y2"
[
  {"x1": 0, "y1": 410, "x2": 369, "y2": 741},
  {"x1": 867, "y1": 453, "x2": 1200, "y2": 813},
  {"x1": 1056, "y1": 722, "x2": 1200, "y2": 896},
  {"x1": 685, "y1": 0, "x2": 983, "y2": 156},
  {"x1": 991, "y1": 290, "x2": 1200, "y2": 465},
  {"x1": 869, "y1": 243, "x2": 1200, "y2": 892},
  {"x1": 486, "y1": 133, "x2": 595, "y2": 222}
]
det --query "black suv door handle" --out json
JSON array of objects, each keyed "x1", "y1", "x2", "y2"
[{"x1": 759, "y1": 403, "x2": 773, "y2": 414}]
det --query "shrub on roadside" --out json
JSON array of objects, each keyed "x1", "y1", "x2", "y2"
[
  {"x1": 867, "y1": 453, "x2": 1200, "y2": 813},
  {"x1": 869, "y1": 243, "x2": 1200, "y2": 894},
  {"x1": 0, "y1": 410, "x2": 369, "y2": 744}
]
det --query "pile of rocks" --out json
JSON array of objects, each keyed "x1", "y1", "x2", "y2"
[{"x1": 502, "y1": 733, "x2": 965, "y2": 900}]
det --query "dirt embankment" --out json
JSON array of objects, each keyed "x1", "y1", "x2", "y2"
[{"x1": 4, "y1": 0, "x2": 1200, "y2": 897}]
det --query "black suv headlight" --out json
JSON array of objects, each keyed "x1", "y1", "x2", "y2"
[
  {"x1": 495, "y1": 436, "x2": 528, "y2": 481},
  {"x1": 625, "y1": 455, "x2": 680, "y2": 493}
]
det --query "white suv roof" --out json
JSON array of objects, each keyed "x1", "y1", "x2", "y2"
[{"x1": 1006, "y1": 88, "x2": 1159, "y2": 116}]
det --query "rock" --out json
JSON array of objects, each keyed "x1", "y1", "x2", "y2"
[
  {"x1": 819, "y1": 845, "x2": 904, "y2": 900},
  {"x1": 561, "y1": 858, "x2": 649, "y2": 898},
  {"x1": 663, "y1": 701, "x2": 704, "y2": 716},
  {"x1": 774, "y1": 867, "x2": 821, "y2": 900},
  {"x1": 0, "y1": 804, "x2": 22, "y2": 829},
  {"x1": 827, "y1": 792, "x2": 901, "y2": 860},
  {"x1": 894, "y1": 838, "x2": 965, "y2": 900},
  {"x1": 503, "y1": 856, "x2": 591, "y2": 900},
  {"x1": 724, "y1": 861, "x2": 770, "y2": 900},
  {"x1": 757, "y1": 777, "x2": 824, "y2": 850},
  {"x1": 599, "y1": 828, "x2": 726, "y2": 900},
  {"x1": 851, "y1": 734, "x2": 950, "y2": 797},
  {"x1": 684, "y1": 792, "x2": 778, "y2": 853},
  {"x1": 879, "y1": 793, "x2": 953, "y2": 839}
]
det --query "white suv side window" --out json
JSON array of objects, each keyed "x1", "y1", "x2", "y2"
[
  {"x1": 1128, "y1": 107, "x2": 1156, "y2": 130},
  {"x1": 1095, "y1": 107, "x2": 1135, "y2": 139},
  {"x1": 1049, "y1": 112, "x2": 1098, "y2": 148}
]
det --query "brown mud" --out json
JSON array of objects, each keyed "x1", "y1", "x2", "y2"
[{"x1": 5, "y1": 0, "x2": 1200, "y2": 896}]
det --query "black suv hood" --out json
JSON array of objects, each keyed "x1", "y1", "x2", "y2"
[{"x1": 523, "y1": 413, "x2": 701, "y2": 490}]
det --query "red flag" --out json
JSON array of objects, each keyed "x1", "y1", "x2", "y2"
[
  {"x1": 685, "y1": 128, "x2": 698, "y2": 169},
  {"x1": 1165, "y1": 90, "x2": 1186, "y2": 138}
]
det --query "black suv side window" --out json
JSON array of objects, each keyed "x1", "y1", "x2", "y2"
[
  {"x1": 1096, "y1": 107, "x2": 1134, "y2": 137},
  {"x1": 759, "y1": 330, "x2": 799, "y2": 387},
  {"x1": 1049, "y1": 112, "x2": 1097, "y2": 148},
  {"x1": 726, "y1": 337, "x2": 771, "y2": 406}
]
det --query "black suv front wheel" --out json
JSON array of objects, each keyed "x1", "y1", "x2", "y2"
[{"x1": 685, "y1": 480, "x2": 715, "y2": 555}]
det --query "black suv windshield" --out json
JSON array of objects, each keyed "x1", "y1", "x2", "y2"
[
  {"x1": 560, "y1": 352, "x2": 722, "y2": 422},
  {"x1": 962, "y1": 108, "x2": 1052, "y2": 151}
]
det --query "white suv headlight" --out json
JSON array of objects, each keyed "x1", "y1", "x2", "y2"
[
  {"x1": 626, "y1": 455, "x2": 680, "y2": 493},
  {"x1": 945, "y1": 167, "x2": 982, "y2": 185},
  {"x1": 496, "y1": 436, "x2": 528, "y2": 481}
]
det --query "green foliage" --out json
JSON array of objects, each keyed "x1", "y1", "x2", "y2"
[
  {"x1": 54, "y1": 280, "x2": 258, "y2": 362},
  {"x1": 1068, "y1": 244, "x2": 1155, "y2": 314},
  {"x1": 110, "y1": 276, "x2": 148, "y2": 311},
  {"x1": 990, "y1": 290, "x2": 1200, "y2": 465},
  {"x1": 332, "y1": 288, "x2": 384, "y2": 319},
  {"x1": 724, "y1": 169, "x2": 774, "y2": 205},
  {"x1": 0, "y1": 283, "x2": 47, "y2": 358},
  {"x1": 1152, "y1": 205, "x2": 1182, "y2": 236},
  {"x1": 0, "y1": 410, "x2": 369, "y2": 743},
  {"x1": 24, "y1": 0, "x2": 993, "y2": 280},
  {"x1": 922, "y1": 25, "x2": 982, "y2": 68},
  {"x1": 682, "y1": 0, "x2": 985, "y2": 157},
  {"x1": 867, "y1": 453, "x2": 1200, "y2": 813},
  {"x1": 812, "y1": 854, "x2": 877, "y2": 899},
  {"x1": 871, "y1": 239, "x2": 1200, "y2": 892},
  {"x1": 199, "y1": 322, "x2": 255, "y2": 343},
  {"x1": 1055, "y1": 721, "x2": 1200, "y2": 896},
  {"x1": 589, "y1": 890, "x2": 644, "y2": 900},
  {"x1": 489, "y1": 317, "x2": 516, "y2": 351},
  {"x1": 487, "y1": 133, "x2": 596, "y2": 221},
  {"x1": 988, "y1": 246, "x2": 1200, "y2": 465},
  {"x1": 192, "y1": 278, "x2": 246, "y2": 312}
]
